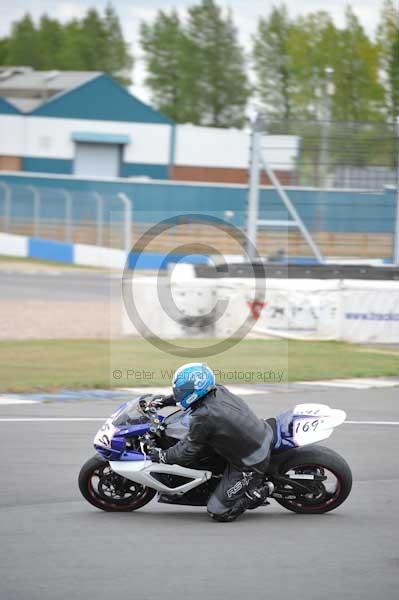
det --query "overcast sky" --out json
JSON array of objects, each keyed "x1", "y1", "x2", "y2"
[{"x1": 0, "y1": 0, "x2": 389, "y2": 101}]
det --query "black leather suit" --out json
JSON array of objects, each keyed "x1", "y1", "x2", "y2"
[{"x1": 164, "y1": 385, "x2": 274, "y2": 521}]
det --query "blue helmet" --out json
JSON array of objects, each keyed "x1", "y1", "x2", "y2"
[{"x1": 172, "y1": 363, "x2": 216, "y2": 410}]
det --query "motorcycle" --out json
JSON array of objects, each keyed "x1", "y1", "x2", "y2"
[{"x1": 79, "y1": 395, "x2": 352, "y2": 515}]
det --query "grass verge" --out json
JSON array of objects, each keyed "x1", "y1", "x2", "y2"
[{"x1": 0, "y1": 338, "x2": 397, "y2": 392}]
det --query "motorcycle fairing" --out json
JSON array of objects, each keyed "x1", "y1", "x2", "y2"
[
  {"x1": 274, "y1": 403, "x2": 347, "y2": 450},
  {"x1": 94, "y1": 418, "x2": 152, "y2": 461},
  {"x1": 109, "y1": 460, "x2": 212, "y2": 495},
  {"x1": 93, "y1": 400, "x2": 346, "y2": 466}
]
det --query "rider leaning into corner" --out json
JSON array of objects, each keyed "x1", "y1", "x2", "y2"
[{"x1": 148, "y1": 363, "x2": 274, "y2": 523}]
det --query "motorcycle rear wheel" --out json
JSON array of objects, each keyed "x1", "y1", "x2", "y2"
[
  {"x1": 273, "y1": 446, "x2": 352, "y2": 514},
  {"x1": 79, "y1": 455, "x2": 156, "y2": 512}
]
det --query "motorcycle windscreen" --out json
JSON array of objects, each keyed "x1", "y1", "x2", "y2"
[
  {"x1": 112, "y1": 398, "x2": 150, "y2": 427},
  {"x1": 292, "y1": 403, "x2": 346, "y2": 446}
]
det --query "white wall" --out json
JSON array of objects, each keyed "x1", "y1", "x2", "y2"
[
  {"x1": 0, "y1": 114, "x2": 172, "y2": 165},
  {"x1": 0, "y1": 113, "x2": 300, "y2": 172},
  {"x1": 25, "y1": 117, "x2": 171, "y2": 165},
  {"x1": 174, "y1": 124, "x2": 299, "y2": 170},
  {"x1": 0, "y1": 115, "x2": 24, "y2": 155}
]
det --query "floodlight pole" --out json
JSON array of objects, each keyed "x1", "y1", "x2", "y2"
[{"x1": 319, "y1": 67, "x2": 334, "y2": 187}]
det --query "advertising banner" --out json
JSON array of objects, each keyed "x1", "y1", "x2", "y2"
[
  {"x1": 122, "y1": 276, "x2": 399, "y2": 344},
  {"x1": 341, "y1": 281, "x2": 399, "y2": 343}
]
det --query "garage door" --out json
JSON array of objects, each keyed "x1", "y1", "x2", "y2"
[{"x1": 74, "y1": 142, "x2": 121, "y2": 177}]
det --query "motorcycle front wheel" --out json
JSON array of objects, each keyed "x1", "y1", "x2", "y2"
[
  {"x1": 272, "y1": 446, "x2": 352, "y2": 514},
  {"x1": 78, "y1": 455, "x2": 156, "y2": 512}
]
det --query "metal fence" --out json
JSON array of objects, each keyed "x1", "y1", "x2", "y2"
[
  {"x1": 264, "y1": 118, "x2": 398, "y2": 191},
  {"x1": 1, "y1": 115, "x2": 399, "y2": 265},
  {"x1": 0, "y1": 181, "x2": 132, "y2": 251},
  {"x1": 247, "y1": 116, "x2": 399, "y2": 263}
]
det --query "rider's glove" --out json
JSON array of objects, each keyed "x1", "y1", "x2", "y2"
[
  {"x1": 150, "y1": 394, "x2": 176, "y2": 409},
  {"x1": 148, "y1": 448, "x2": 166, "y2": 463}
]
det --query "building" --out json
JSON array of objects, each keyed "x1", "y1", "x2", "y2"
[
  {"x1": 0, "y1": 67, "x2": 298, "y2": 183},
  {"x1": 0, "y1": 67, "x2": 173, "y2": 179},
  {"x1": 172, "y1": 124, "x2": 299, "y2": 185}
]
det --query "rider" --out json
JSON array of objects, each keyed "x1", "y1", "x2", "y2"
[{"x1": 148, "y1": 363, "x2": 274, "y2": 522}]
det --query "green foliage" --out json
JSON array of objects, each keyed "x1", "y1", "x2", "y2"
[
  {"x1": 333, "y1": 7, "x2": 384, "y2": 122},
  {"x1": 388, "y1": 34, "x2": 399, "y2": 120},
  {"x1": 186, "y1": 0, "x2": 250, "y2": 127},
  {"x1": 37, "y1": 16, "x2": 66, "y2": 70},
  {"x1": 6, "y1": 13, "x2": 40, "y2": 68},
  {"x1": 253, "y1": 5, "x2": 384, "y2": 123},
  {"x1": 251, "y1": 3, "x2": 393, "y2": 179},
  {"x1": 253, "y1": 5, "x2": 294, "y2": 120},
  {"x1": 377, "y1": 0, "x2": 399, "y2": 120},
  {"x1": 0, "y1": 3, "x2": 133, "y2": 86},
  {"x1": 141, "y1": 0, "x2": 250, "y2": 127},
  {"x1": 141, "y1": 11, "x2": 198, "y2": 123},
  {"x1": 102, "y1": 3, "x2": 133, "y2": 86},
  {"x1": 0, "y1": 38, "x2": 9, "y2": 64},
  {"x1": 1, "y1": 0, "x2": 399, "y2": 133}
]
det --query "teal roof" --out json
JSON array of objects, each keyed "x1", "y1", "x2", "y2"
[
  {"x1": 30, "y1": 73, "x2": 173, "y2": 124},
  {"x1": 0, "y1": 96, "x2": 20, "y2": 114}
]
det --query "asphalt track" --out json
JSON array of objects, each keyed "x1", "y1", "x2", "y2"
[
  {"x1": 0, "y1": 386, "x2": 398, "y2": 600},
  {"x1": 0, "y1": 269, "x2": 162, "y2": 301},
  {"x1": 0, "y1": 271, "x2": 116, "y2": 301}
]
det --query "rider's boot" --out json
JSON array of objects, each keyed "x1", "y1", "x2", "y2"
[
  {"x1": 245, "y1": 481, "x2": 274, "y2": 510},
  {"x1": 208, "y1": 499, "x2": 248, "y2": 522},
  {"x1": 208, "y1": 482, "x2": 274, "y2": 522}
]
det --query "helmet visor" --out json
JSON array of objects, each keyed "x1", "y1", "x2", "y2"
[{"x1": 173, "y1": 379, "x2": 196, "y2": 404}]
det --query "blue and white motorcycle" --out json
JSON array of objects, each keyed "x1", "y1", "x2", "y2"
[{"x1": 79, "y1": 395, "x2": 352, "y2": 514}]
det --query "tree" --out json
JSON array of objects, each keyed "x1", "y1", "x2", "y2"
[
  {"x1": 102, "y1": 3, "x2": 133, "y2": 86},
  {"x1": 287, "y1": 12, "x2": 340, "y2": 120},
  {"x1": 253, "y1": 5, "x2": 294, "y2": 120},
  {"x1": 0, "y1": 38, "x2": 8, "y2": 64},
  {"x1": 377, "y1": 0, "x2": 399, "y2": 120},
  {"x1": 0, "y1": 4, "x2": 133, "y2": 86},
  {"x1": 333, "y1": 7, "x2": 384, "y2": 121},
  {"x1": 141, "y1": 0, "x2": 250, "y2": 126},
  {"x1": 186, "y1": 0, "x2": 250, "y2": 127},
  {"x1": 388, "y1": 33, "x2": 399, "y2": 121},
  {"x1": 37, "y1": 15, "x2": 64, "y2": 70},
  {"x1": 57, "y1": 19, "x2": 86, "y2": 70},
  {"x1": 140, "y1": 11, "x2": 198, "y2": 122},
  {"x1": 253, "y1": 5, "x2": 384, "y2": 124},
  {"x1": 78, "y1": 9, "x2": 108, "y2": 72},
  {"x1": 5, "y1": 14, "x2": 40, "y2": 68}
]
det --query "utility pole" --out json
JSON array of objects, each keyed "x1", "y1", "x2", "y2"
[
  {"x1": 319, "y1": 66, "x2": 334, "y2": 187},
  {"x1": 317, "y1": 67, "x2": 335, "y2": 237}
]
